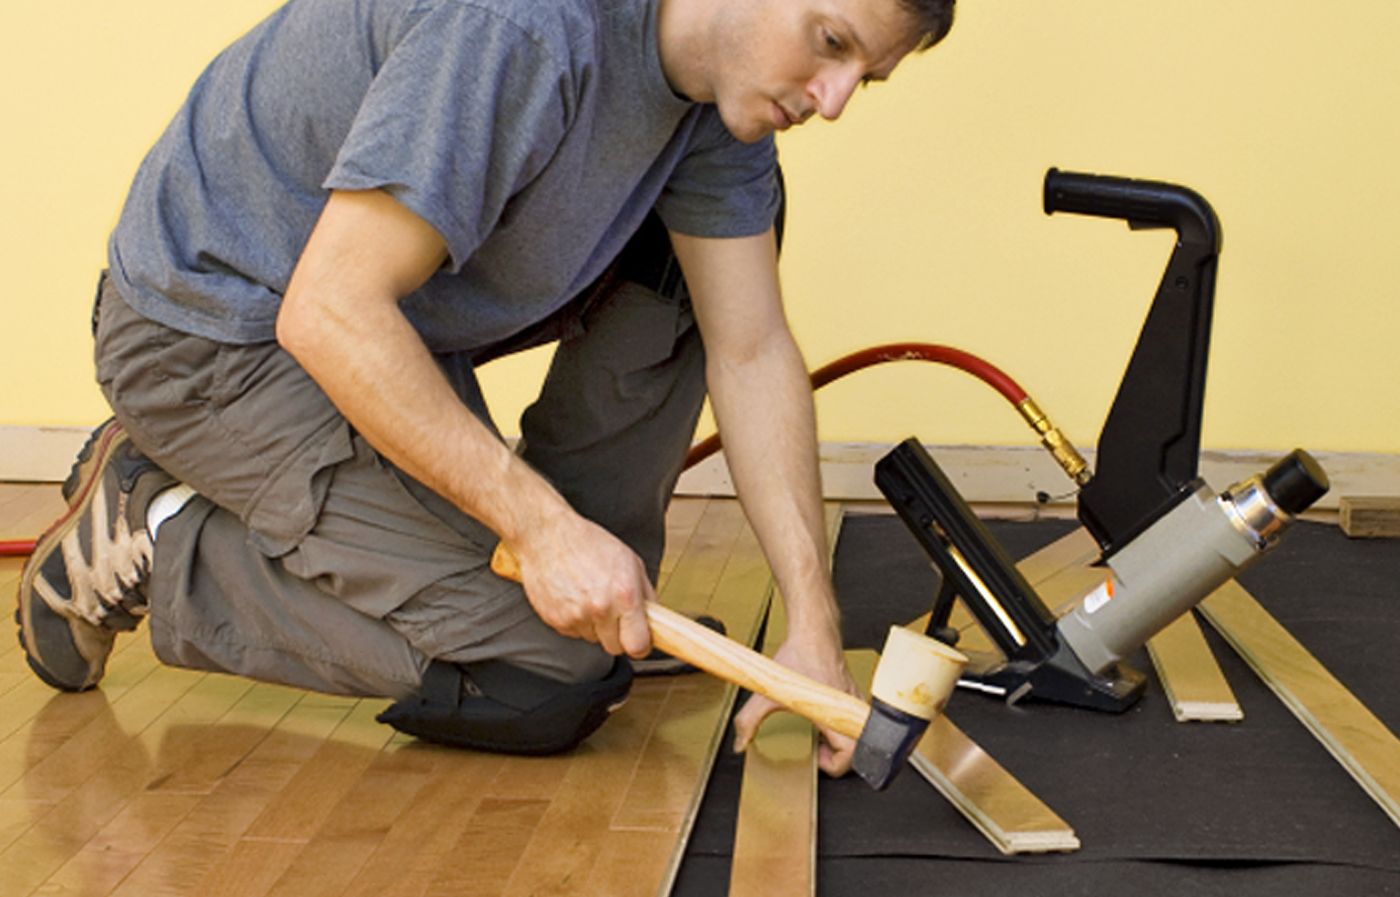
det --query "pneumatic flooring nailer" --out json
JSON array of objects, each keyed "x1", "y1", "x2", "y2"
[{"x1": 876, "y1": 169, "x2": 1329, "y2": 712}]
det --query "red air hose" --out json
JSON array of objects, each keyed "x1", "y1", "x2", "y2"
[
  {"x1": 685, "y1": 342, "x2": 1031, "y2": 468},
  {"x1": 1, "y1": 343, "x2": 1086, "y2": 560}
]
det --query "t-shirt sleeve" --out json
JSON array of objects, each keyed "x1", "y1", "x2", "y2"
[
  {"x1": 655, "y1": 111, "x2": 780, "y2": 239},
  {"x1": 324, "y1": 4, "x2": 574, "y2": 273}
]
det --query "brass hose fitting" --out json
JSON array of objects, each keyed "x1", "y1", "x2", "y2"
[{"x1": 1016, "y1": 397, "x2": 1092, "y2": 487}]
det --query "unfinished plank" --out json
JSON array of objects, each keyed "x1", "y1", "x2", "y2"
[
  {"x1": 1016, "y1": 526, "x2": 1101, "y2": 587},
  {"x1": 1340, "y1": 496, "x2": 1400, "y2": 538},
  {"x1": 1145, "y1": 612, "x2": 1243, "y2": 722},
  {"x1": 1200, "y1": 580, "x2": 1400, "y2": 827}
]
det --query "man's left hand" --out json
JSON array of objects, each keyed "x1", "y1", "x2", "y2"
[{"x1": 731, "y1": 633, "x2": 862, "y2": 776}]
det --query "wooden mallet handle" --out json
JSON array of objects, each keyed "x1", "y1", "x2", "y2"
[{"x1": 490, "y1": 542, "x2": 872, "y2": 738}]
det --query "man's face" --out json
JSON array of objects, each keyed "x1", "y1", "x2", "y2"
[{"x1": 707, "y1": 0, "x2": 923, "y2": 143}]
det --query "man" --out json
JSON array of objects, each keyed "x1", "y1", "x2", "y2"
[{"x1": 19, "y1": 0, "x2": 954, "y2": 772}]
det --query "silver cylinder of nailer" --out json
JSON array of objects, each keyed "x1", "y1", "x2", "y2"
[{"x1": 1054, "y1": 450, "x2": 1328, "y2": 676}]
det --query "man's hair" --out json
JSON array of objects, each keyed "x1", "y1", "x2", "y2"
[{"x1": 901, "y1": 0, "x2": 956, "y2": 51}]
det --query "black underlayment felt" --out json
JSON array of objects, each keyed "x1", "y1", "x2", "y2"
[{"x1": 674, "y1": 518, "x2": 1400, "y2": 896}]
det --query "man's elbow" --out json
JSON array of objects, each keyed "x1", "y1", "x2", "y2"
[
  {"x1": 275, "y1": 290, "x2": 314, "y2": 358},
  {"x1": 276, "y1": 282, "x2": 344, "y2": 364}
]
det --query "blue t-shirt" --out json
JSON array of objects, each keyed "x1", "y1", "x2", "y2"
[{"x1": 108, "y1": 0, "x2": 779, "y2": 352}]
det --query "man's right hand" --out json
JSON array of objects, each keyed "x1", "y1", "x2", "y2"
[{"x1": 506, "y1": 513, "x2": 655, "y2": 659}]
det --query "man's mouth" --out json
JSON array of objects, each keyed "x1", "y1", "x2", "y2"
[{"x1": 771, "y1": 101, "x2": 799, "y2": 130}]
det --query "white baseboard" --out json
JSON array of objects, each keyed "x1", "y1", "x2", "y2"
[
  {"x1": 4, "y1": 426, "x2": 1394, "y2": 511},
  {"x1": 677, "y1": 442, "x2": 1400, "y2": 510},
  {"x1": 0, "y1": 425, "x2": 91, "y2": 482}
]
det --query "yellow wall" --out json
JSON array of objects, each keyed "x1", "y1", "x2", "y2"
[{"x1": 4, "y1": 2, "x2": 1397, "y2": 456}]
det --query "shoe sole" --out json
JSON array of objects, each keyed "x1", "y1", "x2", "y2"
[{"x1": 16, "y1": 421, "x2": 128, "y2": 691}]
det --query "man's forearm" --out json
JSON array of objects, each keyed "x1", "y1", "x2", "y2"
[
  {"x1": 278, "y1": 283, "x2": 564, "y2": 544},
  {"x1": 705, "y1": 327, "x2": 843, "y2": 647}
]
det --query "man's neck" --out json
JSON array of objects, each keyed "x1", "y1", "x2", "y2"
[{"x1": 655, "y1": 0, "x2": 711, "y2": 103}]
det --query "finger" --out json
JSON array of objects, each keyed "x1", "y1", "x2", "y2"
[
  {"x1": 815, "y1": 729, "x2": 856, "y2": 777},
  {"x1": 618, "y1": 605, "x2": 652, "y2": 659},
  {"x1": 731, "y1": 693, "x2": 776, "y2": 753},
  {"x1": 595, "y1": 619, "x2": 624, "y2": 656}
]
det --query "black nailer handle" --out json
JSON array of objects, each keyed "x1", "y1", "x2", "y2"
[{"x1": 1044, "y1": 168, "x2": 1220, "y2": 250}]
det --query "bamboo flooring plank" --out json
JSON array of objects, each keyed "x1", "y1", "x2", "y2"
[
  {"x1": 193, "y1": 698, "x2": 396, "y2": 897},
  {"x1": 659, "y1": 497, "x2": 710, "y2": 590},
  {"x1": 34, "y1": 789, "x2": 204, "y2": 897},
  {"x1": 0, "y1": 657, "x2": 199, "y2": 811},
  {"x1": 0, "y1": 638, "x2": 163, "y2": 796},
  {"x1": 726, "y1": 505, "x2": 842, "y2": 897},
  {"x1": 336, "y1": 750, "x2": 509, "y2": 897},
  {"x1": 581, "y1": 828, "x2": 680, "y2": 897},
  {"x1": 1200, "y1": 580, "x2": 1400, "y2": 827},
  {"x1": 655, "y1": 500, "x2": 749, "y2": 619},
  {"x1": 109, "y1": 694, "x2": 361, "y2": 897},
  {"x1": 34, "y1": 683, "x2": 305, "y2": 897},
  {"x1": 491, "y1": 501, "x2": 766, "y2": 897},
  {"x1": 909, "y1": 713, "x2": 1080, "y2": 854},
  {"x1": 494, "y1": 680, "x2": 674, "y2": 897},
  {"x1": 610, "y1": 521, "x2": 771, "y2": 833},
  {"x1": 424, "y1": 797, "x2": 553, "y2": 897},
  {"x1": 728, "y1": 616, "x2": 817, "y2": 897},
  {"x1": 848, "y1": 650, "x2": 1079, "y2": 855},
  {"x1": 602, "y1": 521, "x2": 777, "y2": 895},
  {"x1": 0, "y1": 670, "x2": 242, "y2": 895},
  {"x1": 0, "y1": 482, "x2": 42, "y2": 514},
  {"x1": 259, "y1": 741, "x2": 444, "y2": 897},
  {"x1": 608, "y1": 677, "x2": 734, "y2": 833},
  {"x1": 1145, "y1": 612, "x2": 1243, "y2": 722},
  {"x1": 238, "y1": 697, "x2": 395, "y2": 841}
]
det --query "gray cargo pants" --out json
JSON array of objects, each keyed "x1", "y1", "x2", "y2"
[{"x1": 93, "y1": 267, "x2": 707, "y2": 700}]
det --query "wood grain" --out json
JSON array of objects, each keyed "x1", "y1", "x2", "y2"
[
  {"x1": 726, "y1": 505, "x2": 842, "y2": 897},
  {"x1": 1145, "y1": 612, "x2": 1243, "y2": 722},
  {"x1": 1339, "y1": 496, "x2": 1400, "y2": 538},
  {"x1": 1200, "y1": 580, "x2": 1400, "y2": 827},
  {"x1": 3, "y1": 486, "x2": 784, "y2": 897},
  {"x1": 850, "y1": 650, "x2": 1079, "y2": 855}
]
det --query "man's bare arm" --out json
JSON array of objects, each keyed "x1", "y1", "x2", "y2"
[
  {"x1": 669, "y1": 227, "x2": 860, "y2": 775},
  {"x1": 277, "y1": 188, "x2": 653, "y2": 657}
]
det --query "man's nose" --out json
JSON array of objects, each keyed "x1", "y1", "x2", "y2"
[{"x1": 809, "y1": 67, "x2": 862, "y2": 121}]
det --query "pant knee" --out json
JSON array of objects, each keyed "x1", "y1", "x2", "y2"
[{"x1": 377, "y1": 656, "x2": 634, "y2": 755}]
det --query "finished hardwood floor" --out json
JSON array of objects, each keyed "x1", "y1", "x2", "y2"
[{"x1": 1, "y1": 486, "x2": 765, "y2": 897}]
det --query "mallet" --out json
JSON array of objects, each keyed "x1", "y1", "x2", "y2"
[{"x1": 491, "y1": 544, "x2": 967, "y2": 789}]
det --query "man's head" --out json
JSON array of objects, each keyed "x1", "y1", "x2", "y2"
[{"x1": 661, "y1": 0, "x2": 956, "y2": 143}]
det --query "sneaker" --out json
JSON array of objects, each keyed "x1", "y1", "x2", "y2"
[
  {"x1": 631, "y1": 614, "x2": 726, "y2": 675},
  {"x1": 16, "y1": 419, "x2": 174, "y2": 691}
]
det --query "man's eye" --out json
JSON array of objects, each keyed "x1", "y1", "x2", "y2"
[{"x1": 823, "y1": 30, "x2": 843, "y2": 52}]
